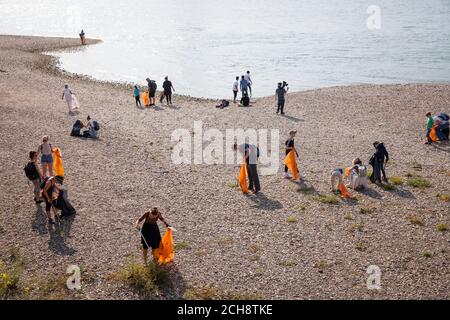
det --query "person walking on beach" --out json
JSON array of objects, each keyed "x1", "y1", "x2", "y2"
[
  {"x1": 275, "y1": 82, "x2": 287, "y2": 115},
  {"x1": 162, "y1": 76, "x2": 175, "y2": 105},
  {"x1": 134, "y1": 85, "x2": 142, "y2": 107},
  {"x1": 244, "y1": 71, "x2": 253, "y2": 97},
  {"x1": 79, "y1": 29, "x2": 86, "y2": 45},
  {"x1": 24, "y1": 151, "x2": 44, "y2": 204},
  {"x1": 233, "y1": 142, "x2": 261, "y2": 193},
  {"x1": 232, "y1": 76, "x2": 239, "y2": 103},
  {"x1": 37, "y1": 136, "x2": 53, "y2": 177},
  {"x1": 134, "y1": 207, "x2": 170, "y2": 264},
  {"x1": 284, "y1": 130, "x2": 299, "y2": 178},
  {"x1": 425, "y1": 112, "x2": 434, "y2": 145},
  {"x1": 62, "y1": 84, "x2": 79, "y2": 112}
]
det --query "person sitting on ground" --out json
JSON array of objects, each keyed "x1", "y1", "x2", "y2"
[
  {"x1": 83, "y1": 115, "x2": 99, "y2": 138},
  {"x1": 41, "y1": 176, "x2": 64, "y2": 225},
  {"x1": 134, "y1": 85, "x2": 142, "y2": 107},
  {"x1": 434, "y1": 113, "x2": 449, "y2": 141},
  {"x1": 71, "y1": 119, "x2": 84, "y2": 137},
  {"x1": 348, "y1": 158, "x2": 368, "y2": 190},
  {"x1": 216, "y1": 100, "x2": 230, "y2": 109},
  {"x1": 37, "y1": 136, "x2": 53, "y2": 177},
  {"x1": 331, "y1": 168, "x2": 343, "y2": 193},
  {"x1": 24, "y1": 151, "x2": 44, "y2": 204},
  {"x1": 134, "y1": 207, "x2": 170, "y2": 264}
]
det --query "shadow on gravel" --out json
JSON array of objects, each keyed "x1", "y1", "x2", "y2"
[
  {"x1": 385, "y1": 187, "x2": 415, "y2": 199},
  {"x1": 359, "y1": 187, "x2": 383, "y2": 200},
  {"x1": 248, "y1": 192, "x2": 283, "y2": 210},
  {"x1": 48, "y1": 217, "x2": 76, "y2": 256},
  {"x1": 280, "y1": 114, "x2": 304, "y2": 122},
  {"x1": 431, "y1": 143, "x2": 450, "y2": 153},
  {"x1": 32, "y1": 205, "x2": 48, "y2": 235}
]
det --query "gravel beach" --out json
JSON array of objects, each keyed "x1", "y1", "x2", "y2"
[{"x1": 0, "y1": 35, "x2": 448, "y2": 300}]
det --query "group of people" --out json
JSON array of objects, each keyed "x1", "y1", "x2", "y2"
[
  {"x1": 232, "y1": 71, "x2": 253, "y2": 105},
  {"x1": 71, "y1": 115, "x2": 99, "y2": 139},
  {"x1": 24, "y1": 136, "x2": 75, "y2": 225},
  {"x1": 425, "y1": 112, "x2": 449, "y2": 144},
  {"x1": 134, "y1": 76, "x2": 175, "y2": 107}
]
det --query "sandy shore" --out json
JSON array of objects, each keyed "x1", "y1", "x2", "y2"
[{"x1": 0, "y1": 35, "x2": 449, "y2": 300}]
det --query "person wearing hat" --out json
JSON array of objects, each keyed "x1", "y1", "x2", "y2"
[
  {"x1": 284, "y1": 130, "x2": 299, "y2": 178},
  {"x1": 276, "y1": 82, "x2": 287, "y2": 114}
]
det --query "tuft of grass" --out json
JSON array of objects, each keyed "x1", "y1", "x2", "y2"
[
  {"x1": 389, "y1": 176, "x2": 404, "y2": 185},
  {"x1": 344, "y1": 213, "x2": 354, "y2": 220},
  {"x1": 406, "y1": 215, "x2": 424, "y2": 226},
  {"x1": 113, "y1": 260, "x2": 171, "y2": 294},
  {"x1": 279, "y1": 261, "x2": 297, "y2": 267},
  {"x1": 314, "y1": 261, "x2": 328, "y2": 273},
  {"x1": 174, "y1": 241, "x2": 191, "y2": 251},
  {"x1": 218, "y1": 237, "x2": 233, "y2": 246},
  {"x1": 299, "y1": 204, "x2": 306, "y2": 211},
  {"x1": 313, "y1": 194, "x2": 340, "y2": 205},
  {"x1": 355, "y1": 242, "x2": 367, "y2": 252},
  {"x1": 359, "y1": 207, "x2": 376, "y2": 215},
  {"x1": 0, "y1": 248, "x2": 25, "y2": 298},
  {"x1": 32, "y1": 275, "x2": 70, "y2": 300},
  {"x1": 422, "y1": 251, "x2": 432, "y2": 258},
  {"x1": 297, "y1": 185, "x2": 314, "y2": 194},
  {"x1": 436, "y1": 223, "x2": 448, "y2": 232},
  {"x1": 350, "y1": 224, "x2": 364, "y2": 232},
  {"x1": 382, "y1": 184, "x2": 396, "y2": 191},
  {"x1": 435, "y1": 193, "x2": 450, "y2": 202},
  {"x1": 407, "y1": 176, "x2": 431, "y2": 188},
  {"x1": 227, "y1": 182, "x2": 238, "y2": 189},
  {"x1": 287, "y1": 215, "x2": 298, "y2": 223}
]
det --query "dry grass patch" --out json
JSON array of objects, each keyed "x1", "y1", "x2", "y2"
[
  {"x1": 407, "y1": 176, "x2": 431, "y2": 188},
  {"x1": 174, "y1": 241, "x2": 191, "y2": 251},
  {"x1": 287, "y1": 215, "x2": 298, "y2": 223},
  {"x1": 436, "y1": 223, "x2": 448, "y2": 232},
  {"x1": 359, "y1": 207, "x2": 376, "y2": 215},
  {"x1": 406, "y1": 215, "x2": 424, "y2": 226},
  {"x1": 312, "y1": 194, "x2": 340, "y2": 205},
  {"x1": 435, "y1": 193, "x2": 450, "y2": 202},
  {"x1": 389, "y1": 176, "x2": 404, "y2": 185},
  {"x1": 422, "y1": 251, "x2": 433, "y2": 258}
]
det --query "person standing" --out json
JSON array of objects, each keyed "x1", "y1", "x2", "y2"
[
  {"x1": 162, "y1": 76, "x2": 175, "y2": 105},
  {"x1": 240, "y1": 75, "x2": 248, "y2": 100},
  {"x1": 134, "y1": 207, "x2": 170, "y2": 264},
  {"x1": 284, "y1": 130, "x2": 299, "y2": 178},
  {"x1": 25, "y1": 151, "x2": 44, "y2": 204},
  {"x1": 369, "y1": 141, "x2": 389, "y2": 184},
  {"x1": 62, "y1": 84, "x2": 74, "y2": 112},
  {"x1": 234, "y1": 142, "x2": 260, "y2": 193},
  {"x1": 79, "y1": 29, "x2": 86, "y2": 45},
  {"x1": 244, "y1": 71, "x2": 253, "y2": 97},
  {"x1": 146, "y1": 78, "x2": 157, "y2": 106},
  {"x1": 275, "y1": 82, "x2": 287, "y2": 114},
  {"x1": 133, "y1": 85, "x2": 142, "y2": 107},
  {"x1": 425, "y1": 112, "x2": 434, "y2": 145},
  {"x1": 232, "y1": 76, "x2": 239, "y2": 103},
  {"x1": 37, "y1": 136, "x2": 53, "y2": 177}
]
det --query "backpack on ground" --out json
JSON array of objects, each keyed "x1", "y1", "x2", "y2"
[
  {"x1": 24, "y1": 162, "x2": 39, "y2": 181},
  {"x1": 242, "y1": 96, "x2": 250, "y2": 106},
  {"x1": 93, "y1": 120, "x2": 100, "y2": 131}
]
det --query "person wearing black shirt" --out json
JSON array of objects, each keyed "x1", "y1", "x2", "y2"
[
  {"x1": 369, "y1": 141, "x2": 389, "y2": 183},
  {"x1": 162, "y1": 76, "x2": 175, "y2": 105},
  {"x1": 233, "y1": 142, "x2": 261, "y2": 193}
]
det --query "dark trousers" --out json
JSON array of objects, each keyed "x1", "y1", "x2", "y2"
[
  {"x1": 233, "y1": 90, "x2": 238, "y2": 102},
  {"x1": 284, "y1": 150, "x2": 289, "y2": 172},
  {"x1": 135, "y1": 96, "x2": 141, "y2": 107},
  {"x1": 370, "y1": 158, "x2": 383, "y2": 183},
  {"x1": 277, "y1": 99, "x2": 285, "y2": 113},
  {"x1": 247, "y1": 164, "x2": 260, "y2": 192},
  {"x1": 426, "y1": 128, "x2": 432, "y2": 144},
  {"x1": 165, "y1": 91, "x2": 172, "y2": 104}
]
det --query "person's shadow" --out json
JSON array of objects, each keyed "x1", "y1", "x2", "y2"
[
  {"x1": 358, "y1": 187, "x2": 383, "y2": 200},
  {"x1": 431, "y1": 142, "x2": 450, "y2": 153},
  {"x1": 385, "y1": 187, "x2": 415, "y2": 199},
  {"x1": 48, "y1": 215, "x2": 76, "y2": 256},
  {"x1": 32, "y1": 205, "x2": 48, "y2": 235},
  {"x1": 247, "y1": 192, "x2": 283, "y2": 210},
  {"x1": 280, "y1": 114, "x2": 304, "y2": 122}
]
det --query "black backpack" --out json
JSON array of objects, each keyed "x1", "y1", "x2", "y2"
[
  {"x1": 242, "y1": 96, "x2": 250, "y2": 106},
  {"x1": 151, "y1": 81, "x2": 157, "y2": 92},
  {"x1": 24, "y1": 162, "x2": 39, "y2": 181},
  {"x1": 93, "y1": 120, "x2": 100, "y2": 131}
]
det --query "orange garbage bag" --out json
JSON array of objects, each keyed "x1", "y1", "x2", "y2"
[
  {"x1": 339, "y1": 181, "x2": 352, "y2": 199},
  {"x1": 53, "y1": 147, "x2": 64, "y2": 177},
  {"x1": 283, "y1": 150, "x2": 300, "y2": 180},
  {"x1": 425, "y1": 127, "x2": 438, "y2": 142},
  {"x1": 238, "y1": 162, "x2": 248, "y2": 193},
  {"x1": 153, "y1": 228, "x2": 174, "y2": 265},
  {"x1": 344, "y1": 166, "x2": 352, "y2": 178},
  {"x1": 141, "y1": 92, "x2": 149, "y2": 106}
]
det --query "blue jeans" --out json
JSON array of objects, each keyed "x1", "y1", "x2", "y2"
[{"x1": 426, "y1": 128, "x2": 432, "y2": 144}]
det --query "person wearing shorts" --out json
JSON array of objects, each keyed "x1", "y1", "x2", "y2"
[
  {"x1": 37, "y1": 136, "x2": 53, "y2": 177},
  {"x1": 134, "y1": 207, "x2": 170, "y2": 264}
]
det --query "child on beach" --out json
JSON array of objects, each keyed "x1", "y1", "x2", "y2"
[
  {"x1": 37, "y1": 136, "x2": 53, "y2": 177},
  {"x1": 425, "y1": 112, "x2": 434, "y2": 145},
  {"x1": 134, "y1": 85, "x2": 142, "y2": 107},
  {"x1": 134, "y1": 207, "x2": 170, "y2": 264}
]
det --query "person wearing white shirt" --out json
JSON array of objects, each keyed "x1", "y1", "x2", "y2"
[
  {"x1": 232, "y1": 76, "x2": 239, "y2": 103},
  {"x1": 244, "y1": 71, "x2": 253, "y2": 97}
]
